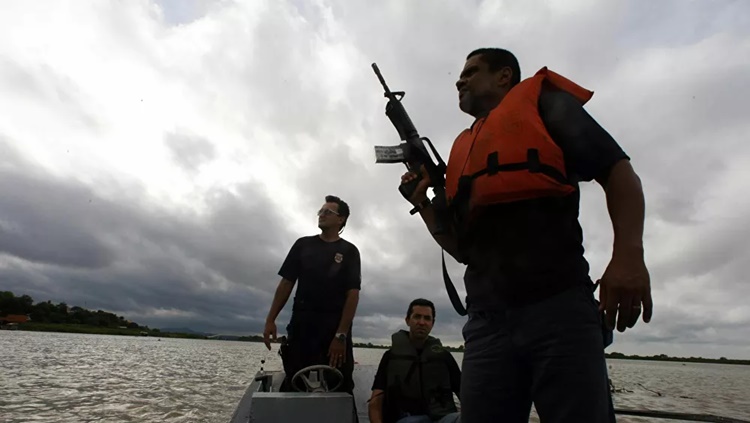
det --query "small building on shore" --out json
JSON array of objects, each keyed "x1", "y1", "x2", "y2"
[{"x1": 0, "y1": 314, "x2": 31, "y2": 330}]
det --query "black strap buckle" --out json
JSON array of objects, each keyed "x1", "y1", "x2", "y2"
[{"x1": 409, "y1": 197, "x2": 432, "y2": 215}]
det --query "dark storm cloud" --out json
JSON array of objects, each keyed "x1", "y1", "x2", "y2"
[
  {"x1": 179, "y1": 0, "x2": 750, "y2": 350},
  {"x1": 0, "y1": 139, "x2": 116, "y2": 269},
  {"x1": 0, "y1": 138, "x2": 296, "y2": 334},
  {"x1": 207, "y1": 0, "x2": 476, "y2": 341}
]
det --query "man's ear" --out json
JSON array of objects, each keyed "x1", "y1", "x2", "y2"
[{"x1": 496, "y1": 66, "x2": 513, "y2": 87}]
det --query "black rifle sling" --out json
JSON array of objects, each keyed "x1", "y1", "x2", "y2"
[{"x1": 441, "y1": 249, "x2": 467, "y2": 316}]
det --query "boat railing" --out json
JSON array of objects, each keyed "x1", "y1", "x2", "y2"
[{"x1": 613, "y1": 409, "x2": 749, "y2": 423}]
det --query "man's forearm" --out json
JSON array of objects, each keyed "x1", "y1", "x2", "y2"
[
  {"x1": 368, "y1": 393, "x2": 384, "y2": 423},
  {"x1": 414, "y1": 197, "x2": 461, "y2": 260},
  {"x1": 603, "y1": 160, "x2": 645, "y2": 258},
  {"x1": 336, "y1": 289, "x2": 359, "y2": 334},
  {"x1": 266, "y1": 279, "x2": 294, "y2": 322}
]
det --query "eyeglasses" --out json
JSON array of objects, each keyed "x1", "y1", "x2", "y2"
[{"x1": 317, "y1": 208, "x2": 339, "y2": 217}]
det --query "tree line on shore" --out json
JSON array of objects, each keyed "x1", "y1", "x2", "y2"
[
  {"x1": 1, "y1": 290, "x2": 146, "y2": 329},
  {"x1": 3, "y1": 290, "x2": 748, "y2": 365}
]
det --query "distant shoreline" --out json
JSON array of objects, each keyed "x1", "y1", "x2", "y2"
[{"x1": 6, "y1": 323, "x2": 750, "y2": 365}]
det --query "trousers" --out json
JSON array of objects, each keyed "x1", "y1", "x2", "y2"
[
  {"x1": 459, "y1": 282, "x2": 615, "y2": 422},
  {"x1": 395, "y1": 411, "x2": 461, "y2": 423},
  {"x1": 279, "y1": 310, "x2": 355, "y2": 394}
]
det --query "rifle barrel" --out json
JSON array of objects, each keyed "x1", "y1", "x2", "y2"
[{"x1": 371, "y1": 63, "x2": 392, "y2": 94}]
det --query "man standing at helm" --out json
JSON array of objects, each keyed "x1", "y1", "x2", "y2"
[
  {"x1": 263, "y1": 195, "x2": 361, "y2": 397},
  {"x1": 399, "y1": 48, "x2": 652, "y2": 422}
]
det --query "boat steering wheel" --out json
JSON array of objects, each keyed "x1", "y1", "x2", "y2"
[{"x1": 290, "y1": 364, "x2": 344, "y2": 393}]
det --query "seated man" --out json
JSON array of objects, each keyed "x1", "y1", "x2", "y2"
[{"x1": 368, "y1": 299, "x2": 462, "y2": 423}]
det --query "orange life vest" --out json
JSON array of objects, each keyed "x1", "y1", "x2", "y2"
[{"x1": 445, "y1": 67, "x2": 594, "y2": 217}]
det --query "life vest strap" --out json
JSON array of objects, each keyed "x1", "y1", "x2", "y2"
[{"x1": 474, "y1": 148, "x2": 570, "y2": 186}]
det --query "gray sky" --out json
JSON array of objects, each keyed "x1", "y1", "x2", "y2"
[{"x1": 1, "y1": 0, "x2": 749, "y2": 359}]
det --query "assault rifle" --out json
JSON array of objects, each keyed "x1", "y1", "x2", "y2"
[
  {"x1": 371, "y1": 63, "x2": 449, "y2": 234},
  {"x1": 371, "y1": 62, "x2": 468, "y2": 316}
]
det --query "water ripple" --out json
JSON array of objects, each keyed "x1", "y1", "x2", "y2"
[{"x1": 1, "y1": 331, "x2": 749, "y2": 422}]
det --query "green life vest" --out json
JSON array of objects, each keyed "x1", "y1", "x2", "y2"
[{"x1": 385, "y1": 330, "x2": 457, "y2": 420}]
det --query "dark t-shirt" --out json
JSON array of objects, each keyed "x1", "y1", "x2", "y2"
[
  {"x1": 371, "y1": 349, "x2": 462, "y2": 416},
  {"x1": 278, "y1": 235, "x2": 362, "y2": 313},
  {"x1": 460, "y1": 83, "x2": 630, "y2": 309}
]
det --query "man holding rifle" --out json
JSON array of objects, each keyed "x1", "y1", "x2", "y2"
[{"x1": 392, "y1": 48, "x2": 652, "y2": 422}]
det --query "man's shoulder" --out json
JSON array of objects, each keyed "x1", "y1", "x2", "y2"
[
  {"x1": 538, "y1": 83, "x2": 584, "y2": 119},
  {"x1": 441, "y1": 348, "x2": 458, "y2": 361},
  {"x1": 375, "y1": 350, "x2": 392, "y2": 374},
  {"x1": 338, "y1": 238, "x2": 360, "y2": 252},
  {"x1": 293, "y1": 235, "x2": 320, "y2": 245}
]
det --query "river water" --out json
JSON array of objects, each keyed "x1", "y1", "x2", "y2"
[{"x1": 1, "y1": 331, "x2": 749, "y2": 422}]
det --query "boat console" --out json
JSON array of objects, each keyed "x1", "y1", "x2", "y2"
[{"x1": 229, "y1": 363, "x2": 359, "y2": 423}]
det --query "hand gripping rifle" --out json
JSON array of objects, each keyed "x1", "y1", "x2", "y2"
[
  {"x1": 371, "y1": 63, "x2": 449, "y2": 235},
  {"x1": 371, "y1": 63, "x2": 468, "y2": 317}
]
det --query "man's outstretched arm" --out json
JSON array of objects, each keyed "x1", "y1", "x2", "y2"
[
  {"x1": 330, "y1": 248, "x2": 363, "y2": 367},
  {"x1": 336, "y1": 289, "x2": 360, "y2": 335},
  {"x1": 368, "y1": 389, "x2": 385, "y2": 423},
  {"x1": 338, "y1": 247, "x2": 363, "y2": 335},
  {"x1": 263, "y1": 278, "x2": 294, "y2": 349},
  {"x1": 598, "y1": 159, "x2": 645, "y2": 260},
  {"x1": 538, "y1": 86, "x2": 652, "y2": 333},
  {"x1": 597, "y1": 159, "x2": 652, "y2": 331},
  {"x1": 329, "y1": 289, "x2": 360, "y2": 367},
  {"x1": 266, "y1": 278, "x2": 294, "y2": 322},
  {"x1": 368, "y1": 352, "x2": 390, "y2": 423}
]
